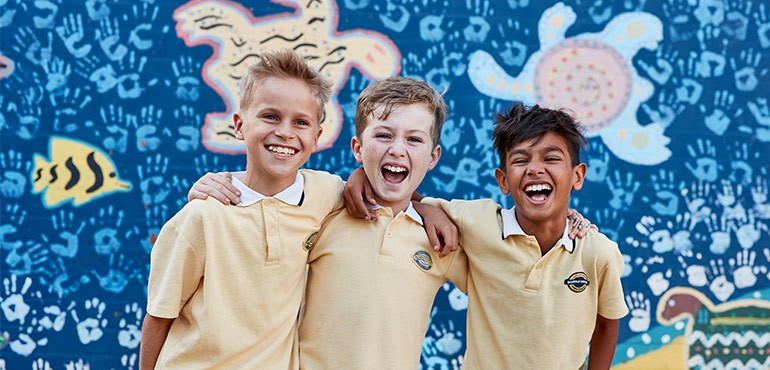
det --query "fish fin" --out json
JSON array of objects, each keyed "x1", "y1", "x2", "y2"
[{"x1": 32, "y1": 154, "x2": 50, "y2": 193}]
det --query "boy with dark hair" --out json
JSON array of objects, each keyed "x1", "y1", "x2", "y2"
[
  {"x1": 139, "y1": 49, "x2": 343, "y2": 369},
  {"x1": 418, "y1": 103, "x2": 627, "y2": 369}
]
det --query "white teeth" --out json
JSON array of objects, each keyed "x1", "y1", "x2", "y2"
[
  {"x1": 383, "y1": 165, "x2": 407, "y2": 173},
  {"x1": 268, "y1": 146, "x2": 296, "y2": 156},
  {"x1": 525, "y1": 184, "x2": 552, "y2": 192}
]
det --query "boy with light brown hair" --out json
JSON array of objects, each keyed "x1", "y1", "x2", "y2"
[{"x1": 139, "y1": 49, "x2": 344, "y2": 369}]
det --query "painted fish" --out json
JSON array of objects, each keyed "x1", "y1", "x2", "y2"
[{"x1": 32, "y1": 136, "x2": 132, "y2": 208}]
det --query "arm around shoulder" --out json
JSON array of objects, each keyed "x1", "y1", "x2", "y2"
[{"x1": 140, "y1": 314, "x2": 174, "y2": 370}]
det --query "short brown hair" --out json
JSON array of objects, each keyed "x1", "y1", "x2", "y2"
[
  {"x1": 354, "y1": 77, "x2": 446, "y2": 147},
  {"x1": 493, "y1": 104, "x2": 586, "y2": 168},
  {"x1": 238, "y1": 49, "x2": 332, "y2": 118}
]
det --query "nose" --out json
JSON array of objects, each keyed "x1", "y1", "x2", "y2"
[
  {"x1": 387, "y1": 139, "x2": 407, "y2": 157},
  {"x1": 274, "y1": 120, "x2": 295, "y2": 139},
  {"x1": 527, "y1": 160, "x2": 544, "y2": 175}
]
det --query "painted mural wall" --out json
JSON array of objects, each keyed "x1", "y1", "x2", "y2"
[{"x1": 1, "y1": 0, "x2": 769, "y2": 368}]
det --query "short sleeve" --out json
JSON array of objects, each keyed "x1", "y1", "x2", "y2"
[
  {"x1": 146, "y1": 205, "x2": 206, "y2": 319},
  {"x1": 597, "y1": 246, "x2": 629, "y2": 320}
]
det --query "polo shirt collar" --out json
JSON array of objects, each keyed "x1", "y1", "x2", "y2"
[
  {"x1": 500, "y1": 206, "x2": 574, "y2": 253},
  {"x1": 366, "y1": 202, "x2": 424, "y2": 225},
  {"x1": 232, "y1": 172, "x2": 304, "y2": 207}
]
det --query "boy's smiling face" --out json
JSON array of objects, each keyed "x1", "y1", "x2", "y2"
[
  {"x1": 234, "y1": 77, "x2": 322, "y2": 192},
  {"x1": 352, "y1": 103, "x2": 441, "y2": 211},
  {"x1": 495, "y1": 131, "x2": 586, "y2": 227}
]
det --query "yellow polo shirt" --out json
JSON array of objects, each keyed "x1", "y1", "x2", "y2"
[
  {"x1": 424, "y1": 198, "x2": 628, "y2": 369},
  {"x1": 298, "y1": 204, "x2": 468, "y2": 369},
  {"x1": 147, "y1": 170, "x2": 344, "y2": 369}
]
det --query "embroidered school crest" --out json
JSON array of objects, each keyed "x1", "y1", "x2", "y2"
[
  {"x1": 412, "y1": 250, "x2": 433, "y2": 272},
  {"x1": 303, "y1": 231, "x2": 319, "y2": 251},
  {"x1": 564, "y1": 272, "x2": 590, "y2": 293}
]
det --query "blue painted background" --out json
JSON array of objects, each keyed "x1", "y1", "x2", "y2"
[{"x1": 1, "y1": 0, "x2": 769, "y2": 368}]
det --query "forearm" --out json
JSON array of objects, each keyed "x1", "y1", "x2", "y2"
[
  {"x1": 587, "y1": 315, "x2": 619, "y2": 370},
  {"x1": 140, "y1": 314, "x2": 174, "y2": 370}
]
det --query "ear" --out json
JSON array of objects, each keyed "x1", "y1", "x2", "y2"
[
  {"x1": 351, "y1": 136, "x2": 364, "y2": 164},
  {"x1": 494, "y1": 167, "x2": 510, "y2": 195},
  {"x1": 427, "y1": 145, "x2": 442, "y2": 170},
  {"x1": 572, "y1": 162, "x2": 587, "y2": 191},
  {"x1": 312, "y1": 125, "x2": 324, "y2": 151},
  {"x1": 233, "y1": 113, "x2": 244, "y2": 140}
]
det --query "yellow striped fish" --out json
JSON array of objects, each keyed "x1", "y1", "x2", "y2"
[{"x1": 32, "y1": 136, "x2": 132, "y2": 208}]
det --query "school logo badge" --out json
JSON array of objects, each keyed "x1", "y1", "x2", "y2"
[
  {"x1": 564, "y1": 272, "x2": 590, "y2": 293},
  {"x1": 412, "y1": 250, "x2": 432, "y2": 272},
  {"x1": 303, "y1": 231, "x2": 318, "y2": 251}
]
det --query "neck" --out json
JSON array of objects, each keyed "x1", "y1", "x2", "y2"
[
  {"x1": 515, "y1": 210, "x2": 567, "y2": 256},
  {"x1": 239, "y1": 171, "x2": 295, "y2": 197},
  {"x1": 374, "y1": 196, "x2": 410, "y2": 215}
]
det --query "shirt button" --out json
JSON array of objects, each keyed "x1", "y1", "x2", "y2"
[{"x1": 387, "y1": 232, "x2": 393, "y2": 238}]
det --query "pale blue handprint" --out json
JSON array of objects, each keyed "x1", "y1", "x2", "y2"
[
  {"x1": 51, "y1": 87, "x2": 93, "y2": 133},
  {"x1": 375, "y1": 0, "x2": 410, "y2": 32},
  {"x1": 662, "y1": 0, "x2": 699, "y2": 42},
  {"x1": 469, "y1": 117, "x2": 494, "y2": 152},
  {"x1": 430, "y1": 321, "x2": 463, "y2": 356},
  {"x1": 12, "y1": 27, "x2": 52, "y2": 66},
  {"x1": 716, "y1": 179, "x2": 747, "y2": 223},
  {"x1": 732, "y1": 211, "x2": 766, "y2": 250},
  {"x1": 747, "y1": 97, "x2": 770, "y2": 142},
  {"x1": 89, "y1": 206, "x2": 125, "y2": 255},
  {"x1": 729, "y1": 250, "x2": 766, "y2": 289},
  {"x1": 0, "y1": 0, "x2": 19, "y2": 27},
  {"x1": 439, "y1": 117, "x2": 462, "y2": 152},
  {"x1": 100, "y1": 104, "x2": 132, "y2": 154},
  {"x1": 70, "y1": 298, "x2": 108, "y2": 344},
  {"x1": 463, "y1": 16, "x2": 491, "y2": 42},
  {"x1": 172, "y1": 56, "x2": 201, "y2": 102},
  {"x1": 700, "y1": 90, "x2": 743, "y2": 136},
  {"x1": 644, "y1": 169, "x2": 680, "y2": 216},
  {"x1": 585, "y1": 141, "x2": 610, "y2": 183},
  {"x1": 672, "y1": 213, "x2": 694, "y2": 254},
  {"x1": 594, "y1": 208, "x2": 625, "y2": 242},
  {"x1": 144, "y1": 203, "x2": 169, "y2": 253},
  {"x1": 96, "y1": 17, "x2": 128, "y2": 62},
  {"x1": 694, "y1": 0, "x2": 725, "y2": 27},
  {"x1": 681, "y1": 182, "x2": 713, "y2": 229},
  {"x1": 635, "y1": 216, "x2": 674, "y2": 253},
  {"x1": 708, "y1": 259, "x2": 735, "y2": 302},
  {"x1": 7, "y1": 94, "x2": 42, "y2": 140},
  {"x1": 606, "y1": 170, "x2": 640, "y2": 210},
  {"x1": 32, "y1": 0, "x2": 60, "y2": 29},
  {"x1": 729, "y1": 142, "x2": 754, "y2": 184},
  {"x1": 625, "y1": 291, "x2": 651, "y2": 333},
  {"x1": 175, "y1": 105, "x2": 201, "y2": 152},
  {"x1": 86, "y1": 0, "x2": 111, "y2": 21},
  {"x1": 55, "y1": 14, "x2": 91, "y2": 59},
  {"x1": 137, "y1": 153, "x2": 171, "y2": 205},
  {"x1": 432, "y1": 158, "x2": 481, "y2": 194},
  {"x1": 193, "y1": 153, "x2": 232, "y2": 175},
  {"x1": 495, "y1": 40, "x2": 527, "y2": 68},
  {"x1": 730, "y1": 48, "x2": 767, "y2": 92},
  {"x1": 42, "y1": 56, "x2": 70, "y2": 94},
  {"x1": 685, "y1": 139, "x2": 719, "y2": 182},
  {"x1": 637, "y1": 47, "x2": 678, "y2": 85},
  {"x1": 720, "y1": 0, "x2": 751, "y2": 40},
  {"x1": 507, "y1": 0, "x2": 529, "y2": 10},
  {"x1": 126, "y1": 2, "x2": 159, "y2": 50},
  {"x1": 750, "y1": 174, "x2": 770, "y2": 219},
  {"x1": 695, "y1": 26, "x2": 727, "y2": 78},
  {"x1": 48, "y1": 210, "x2": 85, "y2": 258},
  {"x1": 76, "y1": 55, "x2": 119, "y2": 93},
  {"x1": 443, "y1": 51, "x2": 465, "y2": 77},
  {"x1": 342, "y1": 0, "x2": 369, "y2": 10},
  {"x1": 640, "y1": 91, "x2": 684, "y2": 130},
  {"x1": 1, "y1": 204, "x2": 25, "y2": 251},
  {"x1": 419, "y1": 15, "x2": 445, "y2": 42},
  {"x1": 92, "y1": 254, "x2": 136, "y2": 294},
  {"x1": 706, "y1": 214, "x2": 731, "y2": 255},
  {"x1": 756, "y1": 3, "x2": 770, "y2": 48},
  {"x1": 136, "y1": 105, "x2": 164, "y2": 151},
  {"x1": 1, "y1": 275, "x2": 32, "y2": 324},
  {"x1": 117, "y1": 51, "x2": 148, "y2": 99},
  {"x1": 0, "y1": 150, "x2": 30, "y2": 198},
  {"x1": 673, "y1": 56, "x2": 704, "y2": 104}
]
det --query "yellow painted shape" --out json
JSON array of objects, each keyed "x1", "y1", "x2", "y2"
[
  {"x1": 626, "y1": 21, "x2": 646, "y2": 39},
  {"x1": 612, "y1": 337, "x2": 687, "y2": 370}
]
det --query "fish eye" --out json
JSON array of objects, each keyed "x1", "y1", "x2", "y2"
[{"x1": 110, "y1": 172, "x2": 116, "y2": 178}]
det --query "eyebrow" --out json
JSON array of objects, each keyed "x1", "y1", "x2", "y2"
[{"x1": 508, "y1": 146, "x2": 565, "y2": 157}]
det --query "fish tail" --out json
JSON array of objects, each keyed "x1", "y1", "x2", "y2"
[{"x1": 32, "y1": 154, "x2": 49, "y2": 193}]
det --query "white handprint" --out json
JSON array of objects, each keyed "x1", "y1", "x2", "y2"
[{"x1": 625, "y1": 291, "x2": 650, "y2": 333}]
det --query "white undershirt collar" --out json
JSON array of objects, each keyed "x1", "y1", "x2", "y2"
[
  {"x1": 231, "y1": 171, "x2": 304, "y2": 207},
  {"x1": 500, "y1": 206, "x2": 574, "y2": 253}
]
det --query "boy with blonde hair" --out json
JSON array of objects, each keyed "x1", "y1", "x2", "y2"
[{"x1": 139, "y1": 49, "x2": 344, "y2": 369}]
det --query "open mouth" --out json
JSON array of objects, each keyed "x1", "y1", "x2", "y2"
[
  {"x1": 267, "y1": 145, "x2": 297, "y2": 157},
  {"x1": 382, "y1": 164, "x2": 408, "y2": 183},
  {"x1": 524, "y1": 183, "x2": 552, "y2": 202}
]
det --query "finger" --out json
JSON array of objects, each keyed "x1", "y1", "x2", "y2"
[
  {"x1": 343, "y1": 186, "x2": 369, "y2": 219},
  {"x1": 439, "y1": 226, "x2": 458, "y2": 258},
  {"x1": 203, "y1": 186, "x2": 234, "y2": 205},
  {"x1": 426, "y1": 226, "x2": 441, "y2": 253},
  {"x1": 187, "y1": 189, "x2": 208, "y2": 202},
  {"x1": 368, "y1": 209, "x2": 378, "y2": 222}
]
